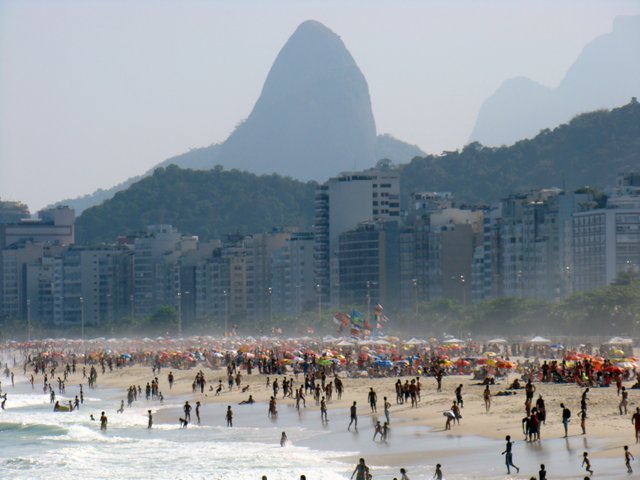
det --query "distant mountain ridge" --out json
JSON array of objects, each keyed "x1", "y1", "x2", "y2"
[
  {"x1": 470, "y1": 15, "x2": 640, "y2": 146},
  {"x1": 78, "y1": 100, "x2": 640, "y2": 244},
  {"x1": 53, "y1": 20, "x2": 423, "y2": 215},
  {"x1": 403, "y1": 99, "x2": 640, "y2": 205}
]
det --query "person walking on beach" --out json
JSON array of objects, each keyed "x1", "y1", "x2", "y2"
[
  {"x1": 195, "y1": 401, "x2": 201, "y2": 424},
  {"x1": 384, "y1": 396, "x2": 391, "y2": 424},
  {"x1": 483, "y1": 385, "x2": 491, "y2": 413},
  {"x1": 399, "y1": 467, "x2": 410, "y2": 479},
  {"x1": 226, "y1": 405, "x2": 233, "y2": 427},
  {"x1": 579, "y1": 405, "x2": 587, "y2": 435},
  {"x1": 620, "y1": 387, "x2": 629, "y2": 415},
  {"x1": 560, "y1": 403, "x2": 571, "y2": 437},
  {"x1": 320, "y1": 396, "x2": 328, "y2": 423},
  {"x1": 348, "y1": 401, "x2": 358, "y2": 431},
  {"x1": 350, "y1": 458, "x2": 370, "y2": 480},
  {"x1": 433, "y1": 464, "x2": 443, "y2": 480},
  {"x1": 455, "y1": 384, "x2": 464, "y2": 408},
  {"x1": 372, "y1": 421, "x2": 383, "y2": 441},
  {"x1": 280, "y1": 431, "x2": 287, "y2": 447},
  {"x1": 147, "y1": 410, "x2": 153, "y2": 429},
  {"x1": 624, "y1": 445, "x2": 634, "y2": 473},
  {"x1": 582, "y1": 451, "x2": 593, "y2": 476},
  {"x1": 632, "y1": 407, "x2": 640, "y2": 443},
  {"x1": 501, "y1": 435, "x2": 519, "y2": 474}
]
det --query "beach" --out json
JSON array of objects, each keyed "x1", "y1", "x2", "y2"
[{"x1": 1, "y1": 342, "x2": 639, "y2": 479}]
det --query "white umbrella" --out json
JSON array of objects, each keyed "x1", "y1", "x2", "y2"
[
  {"x1": 442, "y1": 338, "x2": 465, "y2": 344},
  {"x1": 336, "y1": 340, "x2": 355, "y2": 347},
  {"x1": 606, "y1": 337, "x2": 633, "y2": 345},
  {"x1": 487, "y1": 338, "x2": 508, "y2": 344},
  {"x1": 528, "y1": 336, "x2": 551, "y2": 344},
  {"x1": 405, "y1": 338, "x2": 425, "y2": 345}
]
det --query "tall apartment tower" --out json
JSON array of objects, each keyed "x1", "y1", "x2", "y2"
[{"x1": 313, "y1": 170, "x2": 400, "y2": 307}]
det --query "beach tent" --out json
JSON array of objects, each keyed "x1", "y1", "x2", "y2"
[
  {"x1": 442, "y1": 338, "x2": 465, "y2": 344},
  {"x1": 405, "y1": 338, "x2": 426, "y2": 345},
  {"x1": 487, "y1": 338, "x2": 507, "y2": 344},
  {"x1": 528, "y1": 336, "x2": 551, "y2": 344},
  {"x1": 605, "y1": 337, "x2": 633, "y2": 345},
  {"x1": 336, "y1": 340, "x2": 355, "y2": 347}
]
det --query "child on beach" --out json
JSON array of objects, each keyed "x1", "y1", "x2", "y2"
[
  {"x1": 581, "y1": 452, "x2": 593, "y2": 476},
  {"x1": 501, "y1": 435, "x2": 519, "y2": 474},
  {"x1": 624, "y1": 445, "x2": 634, "y2": 473}
]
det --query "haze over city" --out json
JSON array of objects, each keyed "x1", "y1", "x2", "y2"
[{"x1": 1, "y1": 0, "x2": 639, "y2": 211}]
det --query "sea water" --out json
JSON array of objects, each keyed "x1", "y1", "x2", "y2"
[{"x1": 0, "y1": 379, "x2": 627, "y2": 479}]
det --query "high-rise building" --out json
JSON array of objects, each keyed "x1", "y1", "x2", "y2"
[
  {"x1": 314, "y1": 170, "x2": 400, "y2": 308},
  {"x1": 573, "y1": 176, "x2": 640, "y2": 291},
  {"x1": 1, "y1": 206, "x2": 75, "y2": 249}
]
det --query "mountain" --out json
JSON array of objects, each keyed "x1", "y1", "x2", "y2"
[
  {"x1": 470, "y1": 15, "x2": 640, "y2": 147},
  {"x1": 216, "y1": 20, "x2": 376, "y2": 179},
  {"x1": 402, "y1": 99, "x2": 640, "y2": 205},
  {"x1": 76, "y1": 166, "x2": 317, "y2": 244},
  {"x1": 54, "y1": 20, "x2": 422, "y2": 215}
]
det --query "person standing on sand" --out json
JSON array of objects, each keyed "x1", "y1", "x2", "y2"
[
  {"x1": 483, "y1": 385, "x2": 491, "y2": 412},
  {"x1": 433, "y1": 464, "x2": 442, "y2": 480},
  {"x1": 624, "y1": 445, "x2": 634, "y2": 473},
  {"x1": 348, "y1": 401, "x2": 358, "y2": 431},
  {"x1": 633, "y1": 407, "x2": 640, "y2": 443},
  {"x1": 368, "y1": 387, "x2": 377, "y2": 413},
  {"x1": 195, "y1": 401, "x2": 201, "y2": 424},
  {"x1": 399, "y1": 467, "x2": 410, "y2": 479},
  {"x1": 147, "y1": 410, "x2": 153, "y2": 429},
  {"x1": 384, "y1": 396, "x2": 391, "y2": 424},
  {"x1": 501, "y1": 435, "x2": 519, "y2": 474}
]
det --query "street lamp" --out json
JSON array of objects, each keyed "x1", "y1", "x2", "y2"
[
  {"x1": 130, "y1": 294, "x2": 135, "y2": 322},
  {"x1": 26, "y1": 298, "x2": 31, "y2": 342},
  {"x1": 411, "y1": 278, "x2": 418, "y2": 315},
  {"x1": 176, "y1": 292, "x2": 182, "y2": 338},
  {"x1": 451, "y1": 274, "x2": 466, "y2": 306},
  {"x1": 267, "y1": 287, "x2": 273, "y2": 329},
  {"x1": 79, "y1": 296, "x2": 84, "y2": 342},
  {"x1": 223, "y1": 290, "x2": 229, "y2": 337},
  {"x1": 366, "y1": 280, "x2": 372, "y2": 327},
  {"x1": 315, "y1": 283, "x2": 322, "y2": 325}
]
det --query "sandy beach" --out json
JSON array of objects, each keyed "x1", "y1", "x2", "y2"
[{"x1": 66, "y1": 356, "x2": 640, "y2": 478}]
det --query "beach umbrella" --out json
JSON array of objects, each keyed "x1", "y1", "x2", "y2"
[
  {"x1": 528, "y1": 336, "x2": 551, "y2": 344},
  {"x1": 612, "y1": 348, "x2": 625, "y2": 356},
  {"x1": 455, "y1": 359, "x2": 471, "y2": 367},
  {"x1": 487, "y1": 338, "x2": 508, "y2": 344}
]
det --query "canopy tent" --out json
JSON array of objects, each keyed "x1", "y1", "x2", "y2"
[
  {"x1": 335, "y1": 340, "x2": 355, "y2": 347},
  {"x1": 487, "y1": 338, "x2": 508, "y2": 344},
  {"x1": 404, "y1": 338, "x2": 426, "y2": 345},
  {"x1": 528, "y1": 336, "x2": 551, "y2": 344},
  {"x1": 442, "y1": 338, "x2": 465, "y2": 344},
  {"x1": 605, "y1": 337, "x2": 633, "y2": 345}
]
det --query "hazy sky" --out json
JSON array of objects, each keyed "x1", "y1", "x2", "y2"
[{"x1": 1, "y1": 0, "x2": 639, "y2": 212}]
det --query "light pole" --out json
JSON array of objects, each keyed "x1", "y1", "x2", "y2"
[
  {"x1": 267, "y1": 287, "x2": 273, "y2": 330},
  {"x1": 315, "y1": 283, "x2": 322, "y2": 325},
  {"x1": 26, "y1": 298, "x2": 31, "y2": 342},
  {"x1": 177, "y1": 292, "x2": 182, "y2": 338},
  {"x1": 411, "y1": 278, "x2": 418, "y2": 316},
  {"x1": 452, "y1": 275, "x2": 466, "y2": 306},
  {"x1": 79, "y1": 296, "x2": 84, "y2": 342},
  {"x1": 130, "y1": 294, "x2": 135, "y2": 322},
  {"x1": 223, "y1": 289, "x2": 229, "y2": 337},
  {"x1": 366, "y1": 281, "x2": 372, "y2": 328}
]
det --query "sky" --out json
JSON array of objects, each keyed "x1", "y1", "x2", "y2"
[{"x1": 1, "y1": 0, "x2": 639, "y2": 212}]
